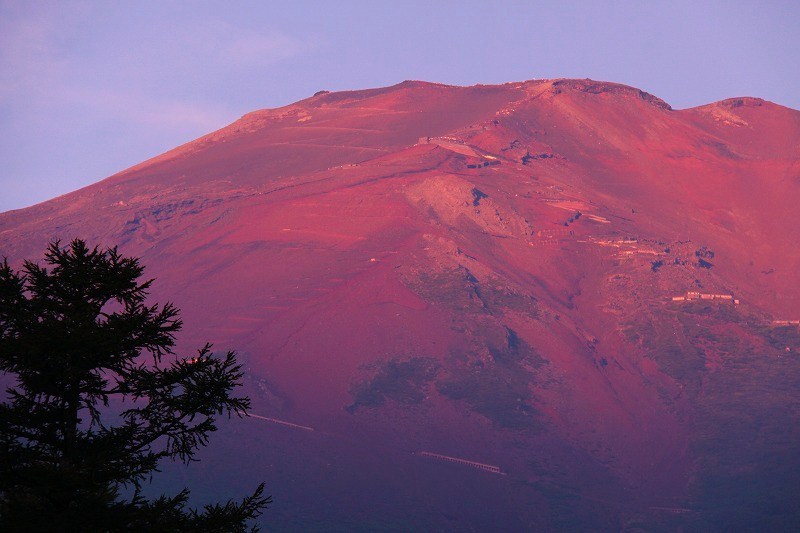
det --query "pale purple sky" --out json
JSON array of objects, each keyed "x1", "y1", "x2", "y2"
[{"x1": 1, "y1": 0, "x2": 798, "y2": 212}]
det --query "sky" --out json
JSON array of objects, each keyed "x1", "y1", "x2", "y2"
[{"x1": 1, "y1": 0, "x2": 798, "y2": 212}]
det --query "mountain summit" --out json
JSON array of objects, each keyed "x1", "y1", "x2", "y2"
[{"x1": 2, "y1": 78, "x2": 799, "y2": 529}]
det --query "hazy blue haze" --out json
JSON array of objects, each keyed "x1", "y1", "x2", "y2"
[{"x1": 1, "y1": 0, "x2": 798, "y2": 212}]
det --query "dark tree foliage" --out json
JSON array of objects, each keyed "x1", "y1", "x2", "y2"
[{"x1": 0, "y1": 239, "x2": 269, "y2": 531}]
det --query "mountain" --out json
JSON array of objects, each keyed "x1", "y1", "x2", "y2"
[{"x1": 2, "y1": 78, "x2": 799, "y2": 530}]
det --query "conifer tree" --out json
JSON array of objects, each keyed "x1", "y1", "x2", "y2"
[{"x1": 0, "y1": 239, "x2": 269, "y2": 531}]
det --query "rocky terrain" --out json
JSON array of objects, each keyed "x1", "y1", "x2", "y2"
[{"x1": 2, "y1": 78, "x2": 799, "y2": 529}]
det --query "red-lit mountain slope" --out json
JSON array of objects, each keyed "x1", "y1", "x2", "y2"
[{"x1": 2, "y1": 79, "x2": 799, "y2": 530}]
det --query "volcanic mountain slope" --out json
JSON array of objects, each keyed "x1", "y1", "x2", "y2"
[{"x1": 2, "y1": 79, "x2": 800, "y2": 529}]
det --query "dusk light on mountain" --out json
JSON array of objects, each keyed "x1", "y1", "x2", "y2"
[{"x1": 1, "y1": 2, "x2": 798, "y2": 530}]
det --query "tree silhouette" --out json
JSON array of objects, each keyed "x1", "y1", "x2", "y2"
[{"x1": 0, "y1": 239, "x2": 269, "y2": 531}]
